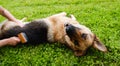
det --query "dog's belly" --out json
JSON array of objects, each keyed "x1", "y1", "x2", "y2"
[{"x1": 23, "y1": 21, "x2": 48, "y2": 44}]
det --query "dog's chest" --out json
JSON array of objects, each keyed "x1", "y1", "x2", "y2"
[{"x1": 45, "y1": 20, "x2": 66, "y2": 43}]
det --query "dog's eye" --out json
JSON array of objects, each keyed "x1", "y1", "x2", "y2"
[{"x1": 81, "y1": 33, "x2": 87, "y2": 40}]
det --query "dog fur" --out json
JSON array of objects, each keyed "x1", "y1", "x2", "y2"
[{"x1": 0, "y1": 12, "x2": 107, "y2": 56}]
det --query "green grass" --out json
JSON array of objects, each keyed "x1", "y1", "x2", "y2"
[{"x1": 0, "y1": 0, "x2": 120, "y2": 66}]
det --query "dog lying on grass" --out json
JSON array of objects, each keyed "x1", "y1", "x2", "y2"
[{"x1": 0, "y1": 7, "x2": 107, "y2": 56}]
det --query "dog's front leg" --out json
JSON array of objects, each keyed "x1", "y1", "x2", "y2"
[{"x1": 65, "y1": 35, "x2": 77, "y2": 51}]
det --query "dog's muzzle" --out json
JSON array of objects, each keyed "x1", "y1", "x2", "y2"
[
  {"x1": 65, "y1": 24, "x2": 77, "y2": 37},
  {"x1": 65, "y1": 24, "x2": 73, "y2": 32}
]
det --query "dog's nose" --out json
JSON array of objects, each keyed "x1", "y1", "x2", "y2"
[
  {"x1": 65, "y1": 23, "x2": 71, "y2": 31},
  {"x1": 65, "y1": 23, "x2": 70, "y2": 27},
  {"x1": 65, "y1": 24, "x2": 73, "y2": 32},
  {"x1": 66, "y1": 27, "x2": 69, "y2": 31}
]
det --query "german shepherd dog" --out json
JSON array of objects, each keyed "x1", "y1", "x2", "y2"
[{"x1": 0, "y1": 7, "x2": 107, "y2": 56}]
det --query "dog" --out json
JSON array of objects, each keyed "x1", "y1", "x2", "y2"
[{"x1": 0, "y1": 11, "x2": 107, "y2": 56}]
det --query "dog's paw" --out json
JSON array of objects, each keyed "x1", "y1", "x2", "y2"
[
  {"x1": 60, "y1": 12, "x2": 67, "y2": 16},
  {"x1": 70, "y1": 14, "x2": 76, "y2": 20}
]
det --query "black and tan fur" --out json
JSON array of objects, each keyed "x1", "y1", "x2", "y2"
[{"x1": 0, "y1": 12, "x2": 107, "y2": 56}]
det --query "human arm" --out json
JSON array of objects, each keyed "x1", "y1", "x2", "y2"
[
  {"x1": 0, "y1": 37, "x2": 20, "y2": 47},
  {"x1": 0, "y1": 6, "x2": 24, "y2": 27}
]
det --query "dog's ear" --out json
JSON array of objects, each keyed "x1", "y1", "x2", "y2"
[
  {"x1": 70, "y1": 14, "x2": 76, "y2": 20},
  {"x1": 92, "y1": 36, "x2": 107, "y2": 52}
]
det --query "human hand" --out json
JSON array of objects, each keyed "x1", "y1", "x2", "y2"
[{"x1": 7, "y1": 37, "x2": 20, "y2": 46}]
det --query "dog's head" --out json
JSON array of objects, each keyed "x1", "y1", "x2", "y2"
[
  {"x1": 65, "y1": 19, "x2": 107, "y2": 56},
  {"x1": 47, "y1": 12, "x2": 107, "y2": 56}
]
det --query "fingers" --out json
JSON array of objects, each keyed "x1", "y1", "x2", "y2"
[{"x1": 8, "y1": 37, "x2": 20, "y2": 46}]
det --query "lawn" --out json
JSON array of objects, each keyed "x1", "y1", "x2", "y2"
[{"x1": 0, "y1": 0, "x2": 120, "y2": 66}]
